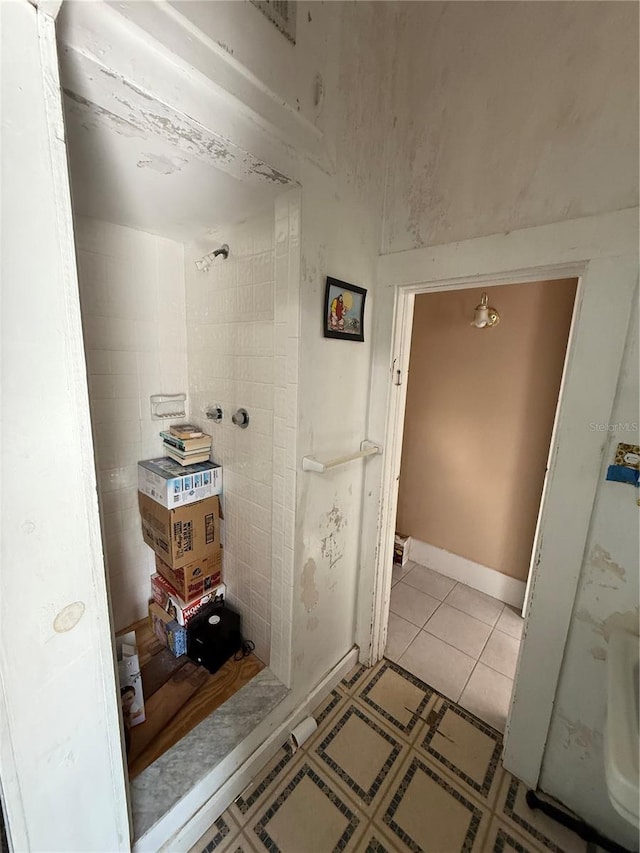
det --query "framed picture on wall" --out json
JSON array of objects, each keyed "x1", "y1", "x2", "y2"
[{"x1": 323, "y1": 277, "x2": 367, "y2": 342}]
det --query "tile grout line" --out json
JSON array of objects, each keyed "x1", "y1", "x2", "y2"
[{"x1": 396, "y1": 576, "x2": 508, "y2": 630}]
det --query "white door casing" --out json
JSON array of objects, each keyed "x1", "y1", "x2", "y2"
[
  {"x1": 0, "y1": 3, "x2": 130, "y2": 849},
  {"x1": 357, "y1": 208, "x2": 638, "y2": 788}
]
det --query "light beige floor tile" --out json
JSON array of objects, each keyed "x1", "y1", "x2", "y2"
[
  {"x1": 385, "y1": 612, "x2": 420, "y2": 662},
  {"x1": 310, "y1": 702, "x2": 408, "y2": 815},
  {"x1": 246, "y1": 760, "x2": 368, "y2": 852},
  {"x1": 481, "y1": 816, "x2": 538, "y2": 852},
  {"x1": 495, "y1": 774, "x2": 588, "y2": 852},
  {"x1": 496, "y1": 605, "x2": 525, "y2": 639},
  {"x1": 459, "y1": 662, "x2": 513, "y2": 733},
  {"x1": 375, "y1": 751, "x2": 490, "y2": 852},
  {"x1": 480, "y1": 629, "x2": 521, "y2": 679},
  {"x1": 402, "y1": 563, "x2": 457, "y2": 600},
  {"x1": 398, "y1": 631, "x2": 475, "y2": 702},
  {"x1": 415, "y1": 697, "x2": 504, "y2": 807},
  {"x1": 424, "y1": 602, "x2": 493, "y2": 659},
  {"x1": 445, "y1": 583, "x2": 505, "y2": 626},
  {"x1": 354, "y1": 659, "x2": 436, "y2": 742},
  {"x1": 390, "y1": 582, "x2": 440, "y2": 627},
  {"x1": 392, "y1": 561, "x2": 412, "y2": 586}
]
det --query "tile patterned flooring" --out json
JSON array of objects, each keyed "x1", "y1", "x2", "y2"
[
  {"x1": 388, "y1": 562, "x2": 524, "y2": 732},
  {"x1": 194, "y1": 659, "x2": 587, "y2": 853}
]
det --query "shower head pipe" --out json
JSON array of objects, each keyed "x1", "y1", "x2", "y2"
[{"x1": 195, "y1": 243, "x2": 230, "y2": 272}]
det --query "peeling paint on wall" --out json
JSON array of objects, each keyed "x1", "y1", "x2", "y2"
[
  {"x1": 62, "y1": 70, "x2": 294, "y2": 193},
  {"x1": 319, "y1": 503, "x2": 346, "y2": 571},
  {"x1": 136, "y1": 153, "x2": 188, "y2": 175},
  {"x1": 585, "y1": 543, "x2": 627, "y2": 583},
  {"x1": 320, "y1": 533, "x2": 343, "y2": 570},
  {"x1": 575, "y1": 607, "x2": 640, "y2": 642},
  {"x1": 558, "y1": 714, "x2": 602, "y2": 756},
  {"x1": 328, "y1": 504, "x2": 346, "y2": 532}
]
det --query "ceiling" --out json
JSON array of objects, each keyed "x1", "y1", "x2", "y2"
[{"x1": 58, "y1": 22, "x2": 294, "y2": 245}]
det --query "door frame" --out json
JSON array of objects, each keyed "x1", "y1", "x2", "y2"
[{"x1": 357, "y1": 208, "x2": 638, "y2": 788}]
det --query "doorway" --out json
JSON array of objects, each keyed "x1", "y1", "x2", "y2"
[
  {"x1": 386, "y1": 279, "x2": 578, "y2": 732},
  {"x1": 358, "y1": 219, "x2": 637, "y2": 790}
]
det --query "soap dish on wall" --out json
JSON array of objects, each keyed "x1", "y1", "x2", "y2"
[{"x1": 150, "y1": 393, "x2": 187, "y2": 420}]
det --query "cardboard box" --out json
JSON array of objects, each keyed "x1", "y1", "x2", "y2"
[
  {"x1": 149, "y1": 602, "x2": 187, "y2": 657},
  {"x1": 139, "y1": 493, "x2": 220, "y2": 570},
  {"x1": 150, "y1": 572, "x2": 225, "y2": 627},
  {"x1": 155, "y1": 552, "x2": 222, "y2": 603},
  {"x1": 138, "y1": 457, "x2": 222, "y2": 509},
  {"x1": 393, "y1": 532, "x2": 411, "y2": 567}
]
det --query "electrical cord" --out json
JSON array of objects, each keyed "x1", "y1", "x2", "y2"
[{"x1": 234, "y1": 637, "x2": 255, "y2": 660}]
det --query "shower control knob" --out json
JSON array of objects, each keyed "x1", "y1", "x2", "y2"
[
  {"x1": 206, "y1": 405, "x2": 223, "y2": 423},
  {"x1": 232, "y1": 408, "x2": 250, "y2": 429}
]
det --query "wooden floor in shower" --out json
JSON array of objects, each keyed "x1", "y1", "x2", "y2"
[{"x1": 121, "y1": 618, "x2": 264, "y2": 779}]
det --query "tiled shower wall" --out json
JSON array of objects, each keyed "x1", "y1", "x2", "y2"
[
  {"x1": 186, "y1": 194, "x2": 299, "y2": 677},
  {"x1": 75, "y1": 217, "x2": 187, "y2": 631},
  {"x1": 186, "y1": 211, "x2": 276, "y2": 665}
]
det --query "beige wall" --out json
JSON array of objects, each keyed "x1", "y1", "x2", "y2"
[{"x1": 396, "y1": 279, "x2": 578, "y2": 581}]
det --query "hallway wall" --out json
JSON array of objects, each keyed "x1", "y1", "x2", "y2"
[{"x1": 396, "y1": 279, "x2": 577, "y2": 581}]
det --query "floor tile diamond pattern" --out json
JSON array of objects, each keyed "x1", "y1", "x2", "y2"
[{"x1": 194, "y1": 660, "x2": 588, "y2": 853}]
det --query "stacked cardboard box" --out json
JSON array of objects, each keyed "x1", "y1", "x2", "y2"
[{"x1": 138, "y1": 447, "x2": 225, "y2": 657}]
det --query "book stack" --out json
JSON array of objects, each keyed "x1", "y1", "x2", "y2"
[{"x1": 160, "y1": 424, "x2": 212, "y2": 466}]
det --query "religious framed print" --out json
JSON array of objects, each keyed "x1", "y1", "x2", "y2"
[{"x1": 323, "y1": 277, "x2": 366, "y2": 342}]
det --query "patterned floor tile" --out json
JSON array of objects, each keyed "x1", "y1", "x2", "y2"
[
  {"x1": 482, "y1": 817, "x2": 537, "y2": 852},
  {"x1": 415, "y1": 696, "x2": 504, "y2": 806},
  {"x1": 375, "y1": 750, "x2": 491, "y2": 852},
  {"x1": 341, "y1": 663, "x2": 372, "y2": 694},
  {"x1": 354, "y1": 658, "x2": 436, "y2": 742},
  {"x1": 311, "y1": 701, "x2": 407, "y2": 815},
  {"x1": 495, "y1": 775, "x2": 587, "y2": 852},
  {"x1": 194, "y1": 813, "x2": 241, "y2": 852},
  {"x1": 193, "y1": 660, "x2": 589, "y2": 853},
  {"x1": 228, "y1": 744, "x2": 300, "y2": 827},
  {"x1": 353, "y1": 825, "x2": 395, "y2": 852},
  {"x1": 245, "y1": 760, "x2": 368, "y2": 852}
]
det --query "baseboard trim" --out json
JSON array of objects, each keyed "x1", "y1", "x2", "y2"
[
  {"x1": 153, "y1": 646, "x2": 359, "y2": 852},
  {"x1": 409, "y1": 539, "x2": 526, "y2": 610}
]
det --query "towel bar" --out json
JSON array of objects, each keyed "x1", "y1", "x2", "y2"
[{"x1": 302, "y1": 440, "x2": 382, "y2": 473}]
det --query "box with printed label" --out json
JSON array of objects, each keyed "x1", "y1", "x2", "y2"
[
  {"x1": 150, "y1": 572, "x2": 225, "y2": 626},
  {"x1": 149, "y1": 602, "x2": 188, "y2": 657},
  {"x1": 138, "y1": 493, "x2": 220, "y2": 570},
  {"x1": 155, "y1": 552, "x2": 222, "y2": 604},
  {"x1": 138, "y1": 457, "x2": 222, "y2": 509},
  {"x1": 393, "y1": 532, "x2": 411, "y2": 567}
]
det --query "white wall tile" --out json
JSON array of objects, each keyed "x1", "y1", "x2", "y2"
[
  {"x1": 186, "y1": 210, "x2": 277, "y2": 662},
  {"x1": 77, "y1": 219, "x2": 186, "y2": 632}
]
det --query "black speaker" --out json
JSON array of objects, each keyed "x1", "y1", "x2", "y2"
[{"x1": 187, "y1": 602, "x2": 242, "y2": 675}]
